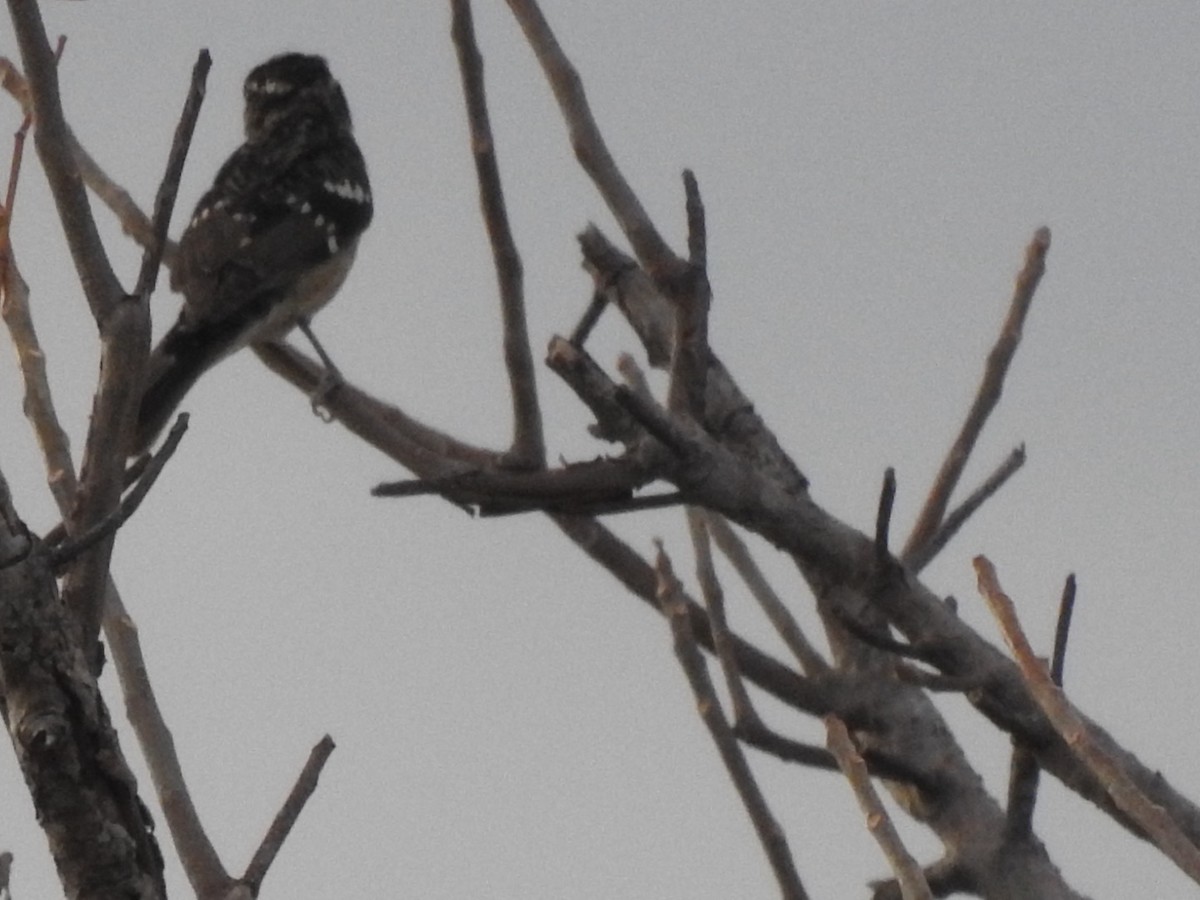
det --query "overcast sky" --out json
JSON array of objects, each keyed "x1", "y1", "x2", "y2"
[{"x1": 2, "y1": 4, "x2": 1199, "y2": 898}]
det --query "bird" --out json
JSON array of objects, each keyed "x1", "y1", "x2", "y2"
[{"x1": 132, "y1": 52, "x2": 373, "y2": 454}]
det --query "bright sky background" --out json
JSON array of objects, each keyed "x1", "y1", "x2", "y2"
[{"x1": 2, "y1": 4, "x2": 1198, "y2": 898}]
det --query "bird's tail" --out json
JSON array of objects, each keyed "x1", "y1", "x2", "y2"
[{"x1": 132, "y1": 321, "x2": 239, "y2": 456}]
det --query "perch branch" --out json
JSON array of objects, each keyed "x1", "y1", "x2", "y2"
[
  {"x1": 133, "y1": 50, "x2": 209, "y2": 298},
  {"x1": 686, "y1": 508, "x2": 758, "y2": 724}
]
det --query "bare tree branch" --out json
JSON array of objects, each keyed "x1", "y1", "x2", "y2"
[
  {"x1": 655, "y1": 542, "x2": 809, "y2": 900},
  {"x1": 450, "y1": 0, "x2": 544, "y2": 467},
  {"x1": 132, "y1": 50, "x2": 208, "y2": 298},
  {"x1": 241, "y1": 736, "x2": 336, "y2": 894},
  {"x1": 1051, "y1": 573, "x2": 1077, "y2": 686},
  {"x1": 903, "y1": 228, "x2": 1050, "y2": 561},
  {"x1": 826, "y1": 716, "x2": 933, "y2": 900},
  {"x1": 976, "y1": 555, "x2": 1200, "y2": 884},
  {"x1": 903, "y1": 444, "x2": 1025, "y2": 574},
  {"x1": 702, "y1": 513, "x2": 828, "y2": 675},
  {"x1": 506, "y1": 0, "x2": 682, "y2": 282}
]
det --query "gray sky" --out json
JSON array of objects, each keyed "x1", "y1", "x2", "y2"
[{"x1": 2, "y1": 3, "x2": 1198, "y2": 897}]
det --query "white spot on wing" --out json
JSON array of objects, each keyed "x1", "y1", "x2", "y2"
[{"x1": 322, "y1": 179, "x2": 370, "y2": 204}]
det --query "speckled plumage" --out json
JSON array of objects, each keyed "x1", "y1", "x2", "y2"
[{"x1": 133, "y1": 52, "x2": 373, "y2": 453}]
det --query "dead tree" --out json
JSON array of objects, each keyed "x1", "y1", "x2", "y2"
[{"x1": 2, "y1": 2, "x2": 1199, "y2": 898}]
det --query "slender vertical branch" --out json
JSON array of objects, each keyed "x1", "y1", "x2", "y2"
[
  {"x1": 1050, "y1": 574, "x2": 1076, "y2": 686},
  {"x1": 56, "y1": 49, "x2": 208, "y2": 667},
  {"x1": 7, "y1": 1, "x2": 122, "y2": 319},
  {"x1": 875, "y1": 467, "x2": 896, "y2": 559},
  {"x1": 450, "y1": 0, "x2": 544, "y2": 467}
]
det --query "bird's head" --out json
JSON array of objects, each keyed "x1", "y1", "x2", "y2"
[{"x1": 242, "y1": 52, "x2": 353, "y2": 143}]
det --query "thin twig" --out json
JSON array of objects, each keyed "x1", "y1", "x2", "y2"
[
  {"x1": 975, "y1": 555, "x2": 1200, "y2": 884},
  {"x1": 686, "y1": 508, "x2": 758, "y2": 724},
  {"x1": 1050, "y1": 574, "x2": 1076, "y2": 686},
  {"x1": 655, "y1": 543, "x2": 809, "y2": 900},
  {"x1": 876, "y1": 467, "x2": 896, "y2": 559},
  {"x1": 506, "y1": 0, "x2": 684, "y2": 282},
  {"x1": 241, "y1": 735, "x2": 337, "y2": 893},
  {"x1": 826, "y1": 717, "x2": 934, "y2": 900},
  {"x1": 0, "y1": 52, "x2": 169, "y2": 265},
  {"x1": 133, "y1": 50, "x2": 209, "y2": 298},
  {"x1": 666, "y1": 170, "x2": 712, "y2": 420},
  {"x1": 551, "y1": 515, "x2": 828, "y2": 718},
  {"x1": 1006, "y1": 573, "x2": 1076, "y2": 841},
  {"x1": 47, "y1": 414, "x2": 188, "y2": 571},
  {"x1": 451, "y1": 0, "x2": 544, "y2": 467},
  {"x1": 903, "y1": 229, "x2": 1050, "y2": 560},
  {"x1": 569, "y1": 288, "x2": 608, "y2": 347},
  {"x1": 2, "y1": 38, "x2": 63, "y2": 218},
  {"x1": 703, "y1": 513, "x2": 828, "y2": 675},
  {"x1": 903, "y1": 444, "x2": 1025, "y2": 573},
  {"x1": 8, "y1": 6, "x2": 123, "y2": 318}
]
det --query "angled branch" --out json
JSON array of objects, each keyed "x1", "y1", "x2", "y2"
[
  {"x1": 975, "y1": 556, "x2": 1200, "y2": 884},
  {"x1": 48, "y1": 415, "x2": 187, "y2": 570},
  {"x1": 7, "y1": 4, "x2": 123, "y2": 319},
  {"x1": 655, "y1": 542, "x2": 809, "y2": 900},
  {"x1": 903, "y1": 229, "x2": 1050, "y2": 560},
  {"x1": 904, "y1": 444, "x2": 1025, "y2": 574},
  {"x1": 506, "y1": 0, "x2": 682, "y2": 282},
  {"x1": 451, "y1": 0, "x2": 544, "y2": 467},
  {"x1": 826, "y1": 716, "x2": 933, "y2": 900},
  {"x1": 703, "y1": 513, "x2": 828, "y2": 675},
  {"x1": 133, "y1": 49, "x2": 209, "y2": 298},
  {"x1": 241, "y1": 735, "x2": 336, "y2": 894}
]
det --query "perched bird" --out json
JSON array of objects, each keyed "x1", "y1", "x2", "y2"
[{"x1": 132, "y1": 52, "x2": 373, "y2": 454}]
